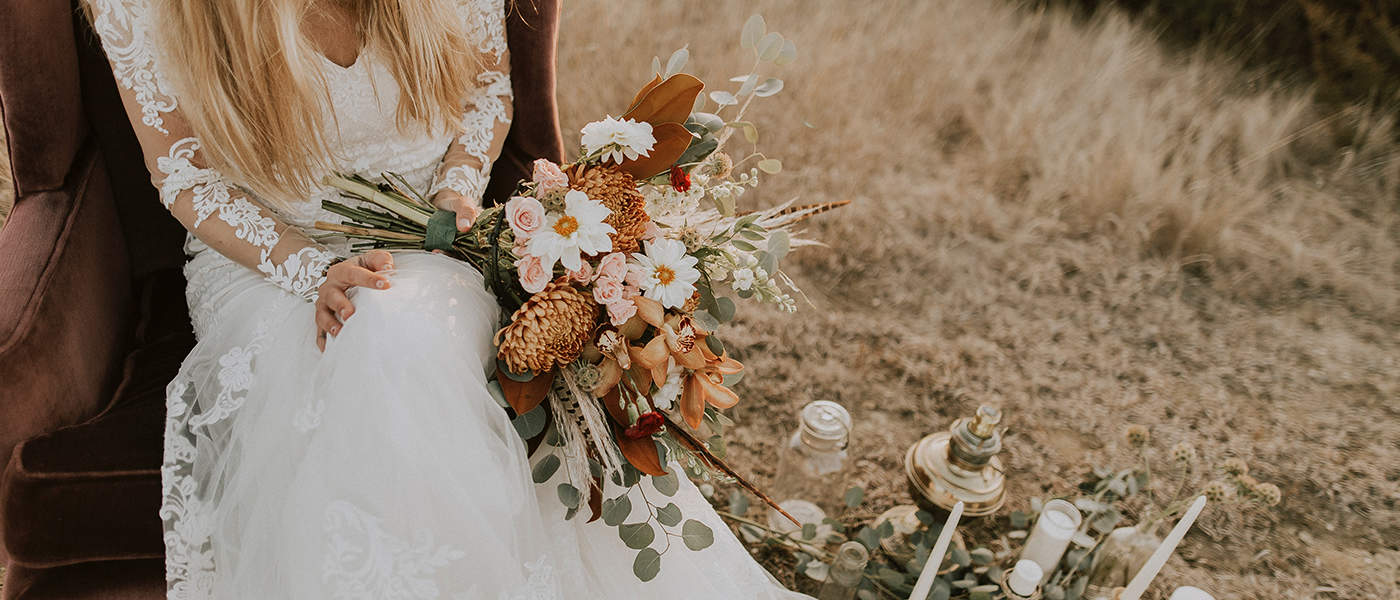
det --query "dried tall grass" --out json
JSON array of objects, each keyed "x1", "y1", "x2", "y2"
[
  {"x1": 0, "y1": 122, "x2": 10, "y2": 225},
  {"x1": 558, "y1": 1, "x2": 1400, "y2": 597}
]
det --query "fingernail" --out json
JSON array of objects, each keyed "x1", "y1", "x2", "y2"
[
  {"x1": 330, "y1": 326, "x2": 339, "y2": 335},
  {"x1": 458, "y1": 218, "x2": 471, "y2": 229},
  {"x1": 376, "y1": 280, "x2": 386, "y2": 289},
  {"x1": 340, "y1": 309, "x2": 351, "y2": 319}
]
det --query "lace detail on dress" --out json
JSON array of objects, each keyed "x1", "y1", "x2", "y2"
[
  {"x1": 87, "y1": 0, "x2": 178, "y2": 133},
  {"x1": 322, "y1": 500, "x2": 468, "y2": 600}
]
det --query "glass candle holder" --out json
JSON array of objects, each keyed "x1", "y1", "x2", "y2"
[
  {"x1": 1017, "y1": 499, "x2": 1082, "y2": 582},
  {"x1": 817, "y1": 541, "x2": 869, "y2": 600},
  {"x1": 767, "y1": 400, "x2": 852, "y2": 531}
]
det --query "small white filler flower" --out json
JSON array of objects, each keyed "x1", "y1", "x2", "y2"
[
  {"x1": 629, "y1": 238, "x2": 701, "y2": 309},
  {"x1": 580, "y1": 116, "x2": 656, "y2": 164}
]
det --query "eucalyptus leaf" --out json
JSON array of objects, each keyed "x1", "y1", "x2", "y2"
[
  {"x1": 1067, "y1": 576, "x2": 1088, "y2": 600},
  {"x1": 621, "y1": 463, "x2": 641, "y2": 488},
  {"x1": 633, "y1": 548, "x2": 662, "y2": 581},
  {"x1": 692, "y1": 309, "x2": 720, "y2": 332},
  {"x1": 969, "y1": 548, "x2": 995, "y2": 565},
  {"x1": 950, "y1": 547, "x2": 971, "y2": 568},
  {"x1": 486, "y1": 380, "x2": 509, "y2": 408},
  {"x1": 952, "y1": 578, "x2": 977, "y2": 589},
  {"x1": 1044, "y1": 584, "x2": 1066, "y2": 600},
  {"x1": 665, "y1": 47, "x2": 689, "y2": 77},
  {"x1": 970, "y1": 585, "x2": 999, "y2": 600},
  {"x1": 738, "y1": 73, "x2": 758, "y2": 97},
  {"x1": 915, "y1": 510, "x2": 936, "y2": 526},
  {"x1": 742, "y1": 122, "x2": 759, "y2": 144},
  {"x1": 557, "y1": 483, "x2": 581, "y2": 509},
  {"x1": 757, "y1": 32, "x2": 784, "y2": 61},
  {"x1": 619, "y1": 522, "x2": 656, "y2": 550},
  {"x1": 753, "y1": 77, "x2": 784, "y2": 97},
  {"x1": 713, "y1": 297, "x2": 737, "y2": 322},
  {"x1": 758, "y1": 158, "x2": 783, "y2": 174},
  {"x1": 929, "y1": 580, "x2": 951, "y2": 600},
  {"x1": 706, "y1": 335, "x2": 726, "y2": 358},
  {"x1": 855, "y1": 526, "x2": 880, "y2": 551},
  {"x1": 775, "y1": 39, "x2": 798, "y2": 65},
  {"x1": 531, "y1": 454, "x2": 560, "y2": 483},
  {"x1": 681, "y1": 519, "x2": 714, "y2": 550},
  {"x1": 768, "y1": 230, "x2": 790, "y2": 259},
  {"x1": 707, "y1": 435, "x2": 727, "y2": 458},
  {"x1": 512, "y1": 404, "x2": 547, "y2": 439},
  {"x1": 844, "y1": 486, "x2": 865, "y2": 507},
  {"x1": 496, "y1": 358, "x2": 535, "y2": 382},
  {"x1": 757, "y1": 250, "x2": 778, "y2": 277},
  {"x1": 677, "y1": 136, "x2": 719, "y2": 167},
  {"x1": 710, "y1": 91, "x2": 738, "y2": 106},
  {"x1": 656, "y1": 502, "x2": 682, "y2": 527},
  {"x1": 688, "y1": 112, "x2": 726, "y2": 134},
  {"x1": 878, "y1": 568, "x2": 903, "y2": 588},
  {"x1": 602, "y1": 495, "x2": 632, "y2": 526},
  {"x1": 652, "y1": 472, "x2": 679, "y2": 497},
  {"x1": 1009, "y1": 510, "x2": 1030, "y2": 529},
  {"x1": 801, "y1": 523, "x2": 817, "y2": 540},
  {"x1": 740, "y1": 14, "x2": 765, "y2": 50}
]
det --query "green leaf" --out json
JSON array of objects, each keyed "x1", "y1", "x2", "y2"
[
  {"x1": 531, "y1": 454, "x2": 560, "y2": 483},
  {"x1": 665, "y1": 46, "x2": 689, "y2": 77},
  {"x1": 950, "y1": 547, "x2": 971, "y2": 568},
  {"x1": 742, "y1": 122, "x2": 759, "y2": 144},
  {"x1": 486, "y1": 380, "x2": 509, "y2": 408},
  {"x1": 775, "y1": 39, "x2": 798, "y2": 65},
  {"x1": 855, "y1": 526, "x2": 880, "y2": 551},
  {"x1": 753, "y1": 77, "x2": 784, "y2": 97},
  {"x1": 1067, "y1": 576, "x2": 1088, "y2": 600},
  {"x1": 707, "y1": 335, "x2": 726, "y2": 358},
  {"x1": 688, "y1": 112, "x2": 726, "y2": 134},
  {"x1": 730, "y1": 239, "x2": 758, "y2": 252},
  {"x1": 1009, "y1": 510, "x2": 1030, "y2": 529},
  {"x1": 738, "y1": 73, "x2": 759, "y2": 97},
  {"x1": 970, "y1": 585, "x2": 999, "y2": 600},
  {"x1": 652, "y1": 471, "x2": 679, "y2": 496},
  {"x1": 767, "y1": 229, "x2": 790, "y2": 260},
  {"x1": 681, "y1": 519, "x2": 714, "y2": 550},
  {"x1": 619, "y1": 522, "x2": 656, "y2": 549},
  {"x1": 740, "y1": 15, "x2": 765, "y2": 50},
  {"x1": 710, "y1": 91, "x2": 738, "y2": 106},
  {"x1": 692, "y1": 309, "x2": 721, "y2": 332},
  {"x1": 496, "y1": 358, "x2": 535, "y2": 382},
  {"x1": 512, "y1": 404, "x2": 547, "y2": 439},
  {"x1": 720, "y1": 366, "x2": 742, "y2": 386},
  {"x1": 844, "y1": 486, "x2": 865, "y2": 507},
  {"x1": 757, "y1": 32, "x2": 784, "y2": 61},
  {"x1": 602, "y1": 495, "x2": 632, "y2": 526},
  {"x1": 915, "y1": 510, "x2": 936, "y2": 526},
  {"x1": 758, "y1": 158, "x2": 783, "y2": 174},
  {"x1": 728, "y1": 490, "x2": 750, "y2": 516},
  {"x1": 676, "y1": 135, "x2": 718, "y2": 167},
  {"x1": 656, "y1": 502, "x2": 683, "y2": 527},
  {"x1": 557, "y1": 483, "x2": 581, "y2": 509},
  {"x1": 633, "y1": 548, "x2": 662, "y2": 581},
  {"x1": 621, "y1": 463, "x2": 641, "y2": 488},
  {"x1": 952, "y1": 578, "x2": 977, "y2": 589},
  {"x1": 707, "y1": 435, "x2": 727, "y2": 459},
  {"x1": 929, "y1": 580, "x2": 951, "y2": 600},
  {"x1": 878, "y1": 567, "x2": 903, "y2": 588},
  {"x1": 801, "y1": 523, "x2": 817, "y2": 540},
  {"x1": 713, "y1": 296, "x2": 737, "y2": 322},
  {"x1": 876, "y1": 519, "x2": 895, "y2": 539},
  {"x1": 969, "y1": 548, "x2": 995, "y2": 565}
]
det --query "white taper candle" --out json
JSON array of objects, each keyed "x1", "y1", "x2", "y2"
[
  {"x1": 908, "y1": 501, "x2": 963, "y2": 600},
  {"x1": 1119, "y1": 496, "x2": 1208, "y2": 600}
]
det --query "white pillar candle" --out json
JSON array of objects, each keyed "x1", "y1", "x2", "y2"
[
  {"x1": 1006, "y1": 560, "x2": 1043, "y2": 597},
  {"x1": 1018, "y1": 499, "x2": 1081, "y2": 582},
  {"x1": 1119, "y1": 496, "x2": 1208, "y2": 600},
  {"x1": 908, "y1": 501, "x2": 963, "y2": 600},
  {"x1": 1168, "y1": 587, "x2": 1215, "y2": 600}
]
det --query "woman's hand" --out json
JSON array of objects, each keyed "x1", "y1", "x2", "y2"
[
  {"x1": 435, "y1": 190, "x2": 483, "y2": 233},
  {"x1": 314, "y1": 250, "x2": 395, "y2": 352}
]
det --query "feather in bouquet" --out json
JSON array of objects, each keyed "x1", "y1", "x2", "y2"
[{"x1": 316, "y1": 15, "x2": 845, "y2": 580}]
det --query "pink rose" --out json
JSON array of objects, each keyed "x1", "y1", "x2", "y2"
[
  {"x1": 596, "y1": 252, "x2": 628, "y2": 282},
  {"x1": 607, "y1": 299, "x2": 638, "y2": 326},
  {"x1": 531, "y1": 159, "x2": 570, "y2": 196},
  {"x1": 642, "y1": 221, "x2": 663, "y2": 242},
  {"x1": 624, "y1": 263, "x2": 646, "y2": 287},
  {"x1": 622, "y1": 284, "x2": 640, "y2": 299},
  {"x1": 593, "y1": 277, "x2": 624, "y2": 305},
  {"x1": 512, "y1": 238, "x2": 530, "y2": 257},
  {"x1": 505, "y1": 196, "x2": 545, "y2": 239},
  {"x1": 515, "y1": 254, "x2": 550, "y2": 294},
  {"x1": 568, "y1": 261, "x2": 594, "y2": 284}
]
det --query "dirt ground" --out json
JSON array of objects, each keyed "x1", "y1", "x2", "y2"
[{"x1": 557, "y1": 1, "x2": 1399, "y2": 598}]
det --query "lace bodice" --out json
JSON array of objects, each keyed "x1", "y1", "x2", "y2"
[{"x1": 87, "y1": 0, "x2": 514, "y2": 302}]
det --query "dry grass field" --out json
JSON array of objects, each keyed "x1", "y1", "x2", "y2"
[{"x1": 556, "y1": 1, "x2": 1399, "y2": 598}]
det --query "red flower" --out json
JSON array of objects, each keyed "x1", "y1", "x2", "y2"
[
  {"x1": 624, "y1": 411, "x2": 666, "y2": 439},
  {"x1": 669, "y1": 165, "x2": 691, "y2": 192}
]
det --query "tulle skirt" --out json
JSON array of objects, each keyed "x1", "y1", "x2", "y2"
[{"x1": 162, "y1": 250, "x2": 810, "y2": 599}]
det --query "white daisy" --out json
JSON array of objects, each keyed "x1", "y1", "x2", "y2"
[
  {"x1": 527, "y1": 190, "x2": 615, "y2": 271},
  {"x1": 580, "y1": 116, "x2": 656, "y2": 164},
  {"x1": 629, "y1": 238, "x2": 701, "y2": 309}
]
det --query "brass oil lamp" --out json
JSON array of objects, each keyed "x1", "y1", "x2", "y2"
[{"x1": 905, "y1": 404, "x2": 1006, "y2": 516}]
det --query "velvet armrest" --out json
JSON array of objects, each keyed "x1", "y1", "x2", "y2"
[{"x1": 0, "y1": 142, "x2": 132, "y2": 512}]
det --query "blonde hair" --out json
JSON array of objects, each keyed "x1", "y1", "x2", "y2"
[{"x1": 99, "y1": 0, "x2": 482, "y2": 208}]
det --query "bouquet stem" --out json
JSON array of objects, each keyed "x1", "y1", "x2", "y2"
[{"x1": 663, "y1": 415, "x2": 801, "y2": 527}]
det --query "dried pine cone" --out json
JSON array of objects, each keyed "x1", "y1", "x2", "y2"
[
  {"x1": 568, "y1": 164, "x2": 650, "y2": 254},
  {"x1": 494, "y1": 281, "x2": 598, "y2": 374}
]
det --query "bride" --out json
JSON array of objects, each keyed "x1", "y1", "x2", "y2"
[{"x1": 83, "y1": 0, "x2": 812, "y2": 597}]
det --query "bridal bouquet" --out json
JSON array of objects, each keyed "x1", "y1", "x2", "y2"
[{"x1": 317, "y1": 16, "x2": 841, "y2": 580}]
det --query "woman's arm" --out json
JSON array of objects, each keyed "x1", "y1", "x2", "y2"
[
  {"x1": 429, "y1": 0, "x2": 514, "y2": 232},
  {"x1": 87, "y1": 0, "x2": 339, "y2": 301}
]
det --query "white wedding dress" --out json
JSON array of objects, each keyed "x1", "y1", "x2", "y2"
[{"x1": 86, "y1": 0, "x2": 812, "y2": 598}]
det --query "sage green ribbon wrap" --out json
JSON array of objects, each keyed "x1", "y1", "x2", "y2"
[{"x1": 423, "y1": 209, "x2": 459, "y2": 252}]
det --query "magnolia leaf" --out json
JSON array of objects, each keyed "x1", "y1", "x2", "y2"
[
  {"x1": 602, "y1": 495, "x2": 632, "y2": 526},
  {"x1": 656, "y1": 502, "x2": 683, "y2": 526},
  {"x1": 617, "y1": 122, "x2": 693, "y2": 179},
  {"x1": 741, "y1": 14, "x2": 765, "y2": 50},
  {"x1": 710, "y1": 91, "x2": 738, "y2": 106},
  {"x1": 531, "y1": 454, "x2": 560, "y2": 483},
  {"x1": 619, "y1": 522, "x2": 656, "y2": 549},
  {"x1": 728, "y1": 490, "x2": 750, "y2": 516},
  {"x1": 738, "y1": 73, "x2": 759, "y2": 97},
  {"x1": 665, "y1": 47, "x2": 689, "y2": 78},
  {"x1": 753, "y1": 77, "x2": 784, "y2": 97},
  {"x1": 623, "y1": 74, "x2": 704, "y2": 127},
  {"x1": 633, "y1": 548, "x2": 662, "y2": 581},
  {"x1": 614, "y1": 421, "x2": 668, "y2": 476},
  {"x1": 557, "y1": 483, "x2": 582, "y2": 509},
  {"x1": 844, "y1": 486, "x2": 865, "y2": 507},
  {"x1": 512, "y1": 403, "x2": 547, "y2": 439},
  {"x1": 681, "y1": 519, "x2": 714, "y2": 550},
  {"x1": 652, "y1": 471, "x2": 680, "y2": 496},
  {"x1": 775, "y1": 39, "x2": 798, "y2": 65},
  {"x1": 758, "y1": 158, "x2": 783, "y2": 174},
  {"x1": 497, "y1": 369, "x2": 553, "y2": 414},
  {"x1": 768, "y1": 229, "x2": 790, "y2": 259},
  {"x1": 757, "y1": 32, "x2": 784, "y2": 61}
]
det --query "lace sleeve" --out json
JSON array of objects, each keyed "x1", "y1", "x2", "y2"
[
  {"x1": 87, "y1": 0, "x2": 338, "y2": 302},
  {"x1": 428, "y1": 0, "x2": 514, "y2": 211}
]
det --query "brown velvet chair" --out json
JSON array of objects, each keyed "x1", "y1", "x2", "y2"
[{"x1": 0, "y1": 2, "x2": 563, "y2": 597}]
